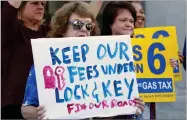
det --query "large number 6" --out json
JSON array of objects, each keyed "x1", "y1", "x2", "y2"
[
  {"x1": 148, "y1": 43, "x2": 166, "y2": 74},
  {"x1": 147, "y1": 30, "x2": 169, "y2": 74}
]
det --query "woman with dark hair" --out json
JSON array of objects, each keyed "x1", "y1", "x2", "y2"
[
  {"x1": 102, "y1": 1, "x2": 136, "y2": 37},
  {"x1": 127, "y1": 1, "x2": 155, "y2": 119},
  {"x1": 2, "y1": 1, "x2": 48, "y2": 119},
  {"x1": 101, "y1": 1, "x2": 145, "y2": 119},
  {"x1": 130, "y1": 1, "x2": 145, "y2": 28},
  {"x1": 130, "y1": 2, "x2": 156, "y2": 119},
  {"x1": 2, "y1": 1, "x2": 102, "y2": 119}
]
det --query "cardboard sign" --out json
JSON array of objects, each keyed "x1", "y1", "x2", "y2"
[
  {"x1": 134, "y1": 26, "x2": 182, "y2": 81},
  {"x1": 31, "y1": 35, "x2": 139, "y2": 119},
  {"x1": 133, "y1": 26, "x2": 179, "y2": 102}
]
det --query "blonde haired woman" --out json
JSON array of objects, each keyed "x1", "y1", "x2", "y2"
[{"x1": 2, "y1": 1, "x2": 48, "y2": 119}]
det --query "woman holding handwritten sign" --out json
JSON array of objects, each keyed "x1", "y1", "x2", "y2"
[
  {"x1": 101, "y1": 1, "x2": 145, "y2": 119},
  {"x1": 21, "y1": 1, "x2": 145, "y2": 119},
  {"x1": 21, "y1": 2, "x2": 99, "y2": 119}
]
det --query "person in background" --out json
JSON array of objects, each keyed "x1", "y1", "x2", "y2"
[
  {"x1": 129, "y1": 1, "x2": 155, "y2": 119},
  {"x1": 2, "y1": 1, "x2": 48, "y2": 119},
  {"x1": 1, "y1": 1, "x2": 102, "y2": 119},
  {"x1": 129, "y1": 1, "x2": 184, "y2": 69},
  {"x1": 96, "y1": 1, "x2": 185, "y2": 119},
  {"x1": 101, "y1": 1, "x2": 145, "y2": 119},
  {"x1": 130, "y1": 1, "x2": 145, "y2": 28},
  {"x1": 130, "y1": 1, "x2": 185, "y2": 119}
]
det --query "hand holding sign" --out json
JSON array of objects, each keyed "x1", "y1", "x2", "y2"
[
  {"x1": 37, "y1": 106, "x2": 47, "y2": 120},
  {"x1": 133, "y1": 26, "x2": 181, "y2": 102},
  {"x1": 31, "y1": 35, "x2": 140, "y2": 119},
  {"x1": 134, "y1": 97, "x2": 145, "y2": 114}
]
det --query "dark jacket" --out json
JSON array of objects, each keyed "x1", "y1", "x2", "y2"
[{"x1": 1, "y1": 1, "x2": 48, "y2": 107}]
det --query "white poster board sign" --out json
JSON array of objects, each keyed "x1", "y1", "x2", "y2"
[{"x1": 31, "y1": 35, "x2": 139, "y2": 119}]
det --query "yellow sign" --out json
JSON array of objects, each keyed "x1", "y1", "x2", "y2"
[
  {"x1": 134, "y1": 26, "x2": 182, "y2": 81},
  {"x1": 131, "y1": 26, "x2": 181, "y2": 102}
]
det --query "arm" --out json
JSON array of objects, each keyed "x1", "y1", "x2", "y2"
[
  {"x1": 21, "y1": 65, "x2": 40, "y2": 119},
  {"x1": 89, "y1": 1, "x2": 103, "y2": 18},
  {"x1": 1, "y1": 1, "x2": 22, "y2": 82},
  {"x1": 21, "y1": 65, "x2": 48, "y2": 120},
  {"x1": 2, "y1": 1, "x2": 22, "y2": 46}
]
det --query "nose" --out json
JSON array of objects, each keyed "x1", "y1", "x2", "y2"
[
  {"x1": 136, "y1": 12, "x2": 145, "y2": 20},
  {"x1": 136, "y1": 12, "x2": 142, "y2": 17},
  {"x1": 37, "y1": 2, "x2": 44, "y2": 9},
  {"x1": 80, "y1": 24, "x2": 87, "y2": 32},
  {"x1": 125, "y1": 21, "x2": 131, "y2": 27}
]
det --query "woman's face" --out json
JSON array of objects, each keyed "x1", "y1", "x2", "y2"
[
  {"x1": 21, "y1": 1, "x2": 45, "y2": 23},
  {"x1": 131, "y1": 2, "x2": 145, "y2": 28},
  {"x1": 110, "y1": 9, "x2": 134, "y2": 36},
  {"x1": 64, "y1": 13, "x2": 95, "y2": 37}
]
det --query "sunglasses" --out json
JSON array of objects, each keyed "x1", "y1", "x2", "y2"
[{"x1": 68, "y1": 20, "x2": 95, "y2": 32}]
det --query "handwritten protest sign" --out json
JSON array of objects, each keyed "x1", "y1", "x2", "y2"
[
  {"x1": 132, "y1": 26, "x2": 178, "y2": 102},
  {"x1": 31, "y1": 35, "x2": 139, "y2": 119}
]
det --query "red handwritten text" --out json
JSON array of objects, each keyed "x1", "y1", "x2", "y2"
[{"x1": 67, "y1": 99, "x2": 136, "y2": 114}]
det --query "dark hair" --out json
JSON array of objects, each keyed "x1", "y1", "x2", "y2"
[
  {"x1": 127, "y1": 1, "x2": 141, "y2": 4},
  {"x1": 101, "y1": 1, "x2": 136, "y2": 35}
]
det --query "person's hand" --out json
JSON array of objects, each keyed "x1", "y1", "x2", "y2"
[
  {"x1": 37, "y1": 105, "x2": 48, "y2": 120},
  {"x1": 170, "y1": 58, "x2": 178, "y2": 68},
  {"x1": 134, "y1": 97, "x2": 145, "y2": 115},
  {"x1": 8, "y1": 0, "x2": 22, "y2": 8},
  {"x1": 178, "y1": 51, "x2": 184, "y2": 63},
  {"x1": 170, "y1": 51, "x2": 184, "y2": 68}
]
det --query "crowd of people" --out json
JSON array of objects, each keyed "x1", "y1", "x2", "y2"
[{"x1": 2, "y1": 1, "x2": 186, "y2": 119}]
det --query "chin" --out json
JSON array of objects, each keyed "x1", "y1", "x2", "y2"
[
  {"x1": 136, "y1": 23, "x2": 145, "y2": 28},
  {"x1": 35, "y1": 16, "x2": 44, "y2": 22},
  {"x1": 123, "y1": 32, "x2": 132, "y2": 36},
  {"x1": 77, "y1": 35, "x2": 88, "y2": 37},
  {"x1": 138, "y1": 25, "x2": 144, "y2": 28}
]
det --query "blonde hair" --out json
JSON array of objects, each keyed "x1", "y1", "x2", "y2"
[
  {"x1": 48, "y1": 2, "x2": 100, "y2": 37},
  {"x1": 17, "y1": 1, "x2": 45, "y2": 26}
]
